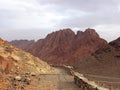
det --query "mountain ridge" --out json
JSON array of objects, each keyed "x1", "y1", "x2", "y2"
[{"x1": 10, "y1": 28, "x2": 107, "y2": 65}]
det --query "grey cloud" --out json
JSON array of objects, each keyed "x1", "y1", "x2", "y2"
[
  {"x1": 57, "y1": 10, "x2": 120, "y2": 28},
  {"x1": 0, "y1": 0, "x2": 120, "y2": 41},
  {"x1": 37, "y1": 0, "x2": 120, "y2": 28},
  {"x1": 38, "y1": 0, "x2": 120, "y2": 12}
]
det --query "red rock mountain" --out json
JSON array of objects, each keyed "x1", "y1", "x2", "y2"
[{"x1": 10, "y1": 28, "x2": 107, "y2": 65}]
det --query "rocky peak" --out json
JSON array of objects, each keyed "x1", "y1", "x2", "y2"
[
  {"x1": 76, "y1": 28, "x2": 99, "y2": 39},
  {"x1": 75, "y1": 28, "x2": 104, "y2": 46},
  {"x1": 84, "y1": 28, "x2": 99, "y2": 37},
  {"x1": 46, "y1": 28, "x2": 75, "y2": 40},
  {"x1": 44, "y1": 28, "x2": 75, "y2": 47}
]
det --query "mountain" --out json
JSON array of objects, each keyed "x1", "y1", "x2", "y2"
[
  {"x1": 0, "y1": 38, "x2": 53, "y2": 90},
  {"x1": 10, "y1": 28, "x2": 107, "y2": 65},
  {"x1": 74, "y1": 37, "x2": 120, "y2": 77},
  {"x1": 10, "y1": 40, "x2": 35, "y2": 51}
]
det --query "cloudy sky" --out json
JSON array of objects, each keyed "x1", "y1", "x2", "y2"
[{"x1": 0, "y1": 0, "x2": 120, "y2": 42}]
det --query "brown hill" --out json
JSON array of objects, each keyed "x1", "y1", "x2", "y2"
[
  {"x1": 0, "y1": 38, "x2": 53, "y2": 90},
  {"x1": 74, "y1": 37, "x2": 120, "y2": 77},
  {"x1": 10, "y1": 28, "x2": 107, "y2": 65}
]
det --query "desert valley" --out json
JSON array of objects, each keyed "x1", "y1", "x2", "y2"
[
  {"x1": 0, "y1": 28, "x2": 119, "y2": 90},
  {"x1": 0, "y1": 0, "x2": 120, "y2": 90}
]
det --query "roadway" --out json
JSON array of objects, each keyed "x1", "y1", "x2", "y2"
[{"x1": 26, "y1": 67, "x2": 81, "y2": 90}]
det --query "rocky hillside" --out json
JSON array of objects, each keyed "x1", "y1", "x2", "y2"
[
  {"x1": 0, "y1": 38, "x2": 53, "y2": 90},
  {"x1": 10, "y1": 28, "x2": 107, "y2": 65},
  {"x1": 74, "y1": 37, "x2": 120, "y2": 77}
]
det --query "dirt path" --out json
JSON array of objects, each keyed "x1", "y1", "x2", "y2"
[{"x1": 26, "y1": 67, "x2": 80, "y2": 90}]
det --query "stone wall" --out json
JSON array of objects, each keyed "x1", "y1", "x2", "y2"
[{"x1": 74, "y1": 75, "x2": 98, "y2": 90}]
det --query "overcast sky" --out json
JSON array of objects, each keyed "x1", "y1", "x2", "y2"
[{"x1": 0, "y1": 0, "x2": 120, "y2": 42}]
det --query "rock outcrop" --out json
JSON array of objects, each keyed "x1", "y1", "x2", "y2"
[{"x1": 10, "y1": 28, "x2": 107, "y2": 65}]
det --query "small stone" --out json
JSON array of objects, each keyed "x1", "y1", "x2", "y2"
[
  {"x1": 21, "y1": 78, "x2": 26, "y2": 82},
  {"x1": 25, "y1": 77, "x2": 31, "y2": 85},
  {"x1": 15, "y1": 76, "x2": 21, "y2": 81},
  {"x1": 31, "y1": 72, "x2": 36, "y2": 76},
  {"x1": 25, "y1": 72, "x2": 30, "y2": 75}
]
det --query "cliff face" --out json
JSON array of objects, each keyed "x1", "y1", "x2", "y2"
[
  {"x1": 74, "y1": 37, "x2": 120, "y2": 77},
  {"x1": 10, "y1": 28, "x2": 107, "y2": 65}
]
